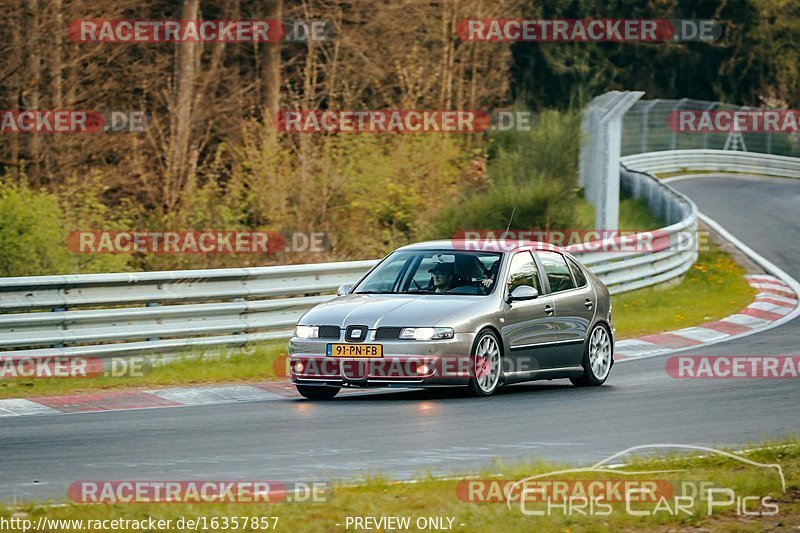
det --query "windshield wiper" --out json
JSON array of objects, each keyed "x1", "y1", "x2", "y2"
[
  {"x1": 354, "y1": 290, "x2": 392, "y2": 294},
  {"x1": 397, "y1": 289, "x2": 435, "y2": 294}
]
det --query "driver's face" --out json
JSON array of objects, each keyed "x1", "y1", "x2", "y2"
[{"x1": 432, "y1": 272, "x2": 452, "y2": 289}]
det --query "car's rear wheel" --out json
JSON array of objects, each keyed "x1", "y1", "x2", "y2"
[
  {"x1": 571, "y1": 323, "x2": 612, "y2": 387},
  {"x1": 295, "y1": 384, "x2": 340, "y2": 400},
  {"x1": 467, "y1": 330, "x2": 503, "y2": 396}
]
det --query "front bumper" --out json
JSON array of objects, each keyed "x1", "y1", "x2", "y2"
[{"x1": 288, "y1": 334, "x2": 475, "y2": 388}]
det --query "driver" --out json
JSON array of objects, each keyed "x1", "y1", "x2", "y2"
[{"x1": 429, "y1": 262, "x2": 457, "y2": 293}]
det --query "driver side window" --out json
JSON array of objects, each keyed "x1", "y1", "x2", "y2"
[{"x1": 506, "y1": 252, "x2": 541, "y2": 294}]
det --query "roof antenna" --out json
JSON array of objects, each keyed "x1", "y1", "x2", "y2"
[{"x1": 505, "y1": 207, "x2": 516, "y2": 234}]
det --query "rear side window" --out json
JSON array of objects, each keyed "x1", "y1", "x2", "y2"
[
  {"x1": 538, "y1": 251, "x2": 576, "y2": 293},
  {"x1": 567, "y1": 257, "x2": 587, "y2": 287}
]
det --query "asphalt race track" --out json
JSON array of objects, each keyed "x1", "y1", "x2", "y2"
[{"x1": 1, "y1": 175, "x2": 798, "y2": 503}]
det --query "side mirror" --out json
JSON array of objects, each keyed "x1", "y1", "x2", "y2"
[
  {"x1": 507, "y1": 285, "x2": 539, "y2": 303},
  {"x1": 337, "y1": 283, "x2": 353, "y2": 296}
]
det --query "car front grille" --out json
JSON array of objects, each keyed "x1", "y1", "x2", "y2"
[
  {"x1": 317, "y1": 325, "x2": 341, "y2": 339},
  {"x1": 374, "y1": 327, "x2": 402, "y2": 340},
  {"x1": 344, "y1": 325, "x2": 369, "y2": 342}
]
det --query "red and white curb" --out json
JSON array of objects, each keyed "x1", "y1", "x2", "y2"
[
  {"x1": 0, "y1": 380, "x2": 386, "y2": 417},
  {"x1": 0, "y1": 382, "x2": 299, "y2": 417},
  {"x1": 615, "y1": 274, "x2": 798, "y2": 361}
]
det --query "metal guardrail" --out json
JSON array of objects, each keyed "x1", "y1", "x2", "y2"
[
  {"x1": 0, "y1": 261, "x2": 378, "y2": 360},
  {"x1": 2, "y1": 148, "x2": 792, "y2": 362},
  {"x1": 571, "y1": 162, "x2": 698, "y2": 294},
  {"x1": 621, "y1": 149, "x2": 800, "y2": 178}
]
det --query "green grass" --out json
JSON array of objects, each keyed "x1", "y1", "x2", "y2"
[
  {"x1": 2, "y1": 437, "x2": 798, "y2": 532},
  {"x1": 573, "y1": 194, "x2": 666, "y2": 231},
  {"x1": 0, "y1": 342, "x2": 286, "y2": 400},
  {"x1": 613, "y1": 239, "x2": 757, "y2": 339}
]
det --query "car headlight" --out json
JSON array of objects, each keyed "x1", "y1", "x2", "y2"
[
  {"x1": 399, "y1": 327, "x2": 454, "y2": 340},
  {"x1": 295, "y1": 325, "x2": 319, "y2": 338}
]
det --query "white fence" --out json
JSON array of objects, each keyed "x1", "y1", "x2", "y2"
[{"x1": 622, "y1": 98, "x2": 800, "y2": 157}]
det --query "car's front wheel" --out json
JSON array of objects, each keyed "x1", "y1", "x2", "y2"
[
  {"x1": 467, "y1": 329, "x2": 503, "y2": 396},
  {"x1": 571, "y1": 323, "x2": 612, "y2": 386},
  {"x1": 295, "y1": 384, "x2": 340, "y2": 400}
]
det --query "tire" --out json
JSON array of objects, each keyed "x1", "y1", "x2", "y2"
[
  {"x1": 295, "y1": 384, "x2": 340, "y2": 400},
  {"x1": 571, "y1": 323, "x2": 613, "y2": 387},
  {"x1": 467, "y1": 329, "x2": 503, "y2": 396}
]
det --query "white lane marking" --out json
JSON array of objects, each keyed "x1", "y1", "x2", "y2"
[
  {"x1": 746, "y1": 274, "x2": 789, "y2": 284},
  {"x1": 668, "y1": 327, "x2": 729, "y2": 343},
  {"x1": 749, "y1": 281, "x2": 792, "y2": 291},
  {"x1": 494, "y1": 443, "x2": 585, "y2": 449},
  {"x1": 722, "y1": 313, "x2": 771, "y2": 328},
  {"x1": 749, "y1": 282, "x2": 796, "y2": 296},
  {"x1": 146, "y1": 385, "x2": 285, "y2": 405},
  {"x1": 0, "y1": 399, "x2": 61, "y2": 417},
  {"x1": 615, "y1": 339, "x2": 665, "y2": 353},
  {"x1": 755, "y1": 293, "x2": 798, "y2": 306},
  {"x1": 746, "y1": 274, "x2": 785, "y2": 282},
  {"x1": 750, "y1": 301, "x2": 794, "y2": 315}
]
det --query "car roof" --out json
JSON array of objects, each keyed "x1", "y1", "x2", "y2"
[{"x1": 395, "y1": 240, "x2": 566, "y2": 254}]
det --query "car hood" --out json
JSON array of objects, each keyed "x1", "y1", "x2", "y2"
[{"x1": 299, "y1": 293, "x2": 481, "y2": 329}]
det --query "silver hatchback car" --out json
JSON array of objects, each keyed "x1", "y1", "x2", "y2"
[{"x1": 288, "y1": 240, "x2": 614, "y2": 399}]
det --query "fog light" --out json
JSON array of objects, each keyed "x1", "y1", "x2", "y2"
[
  {"x1": 416, "y1": 364, "x2": 430, "y2": 375},
  {"x1": 293, "y1": 361, "x2": 305, "y2": 373}
]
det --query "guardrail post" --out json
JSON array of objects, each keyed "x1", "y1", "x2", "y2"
[
  {"x1": 581, "y1": 91, "x2": 644, "y2": 231},
  {"x1": 146, "y1": 302, "x2": 160, "y2": 341},
  {"x1": 670, "y1": 98, "x2": 688, "y2": 151},
  {"x1": 702, "y1": 101, "x2": 718, "y2": 149},
  {"x1": 640, "y1": 99, "x2": 659, "y2": 153},
  {"x1": 52, "y1": 305, "x2": 66, "y2": 348}
]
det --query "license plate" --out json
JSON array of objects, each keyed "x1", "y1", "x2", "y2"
[{"x1": 327, "y1": 344, "x2": 383, "y2": 358}]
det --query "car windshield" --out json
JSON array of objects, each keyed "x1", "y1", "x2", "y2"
[{"x1": 353, "y1": 250, "x2": 503, "y2": 295}]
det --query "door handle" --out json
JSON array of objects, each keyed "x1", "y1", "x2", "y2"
[
  {"x1": 544, "y1": 304, "x2": 554, "y2": 315},
  {"x1": 584, "y1": 299, "x2": 593, "y2": 310}
]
